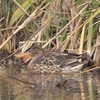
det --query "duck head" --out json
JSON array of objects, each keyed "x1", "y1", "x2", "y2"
[
  {"x1": 15, "y1": 46, "x2": 44, "y2": 61},
  {"x1": 29, "y1": 47, "x2": 44, "y2": 60}
]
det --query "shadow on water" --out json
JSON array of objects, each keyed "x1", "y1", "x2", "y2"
[{"x1": 0, "y1": 64, "x2": 100, "y2": 100}]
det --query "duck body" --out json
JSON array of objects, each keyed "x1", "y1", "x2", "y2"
[{"x1": 24, "y1": 47, "x2": 87, "y2": 74}]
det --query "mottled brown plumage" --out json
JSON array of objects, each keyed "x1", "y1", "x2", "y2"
[{"x1": 24, "y1": 47, "x2": 88, "y2": 74}]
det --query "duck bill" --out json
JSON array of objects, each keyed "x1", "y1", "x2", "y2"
[{"x1": 15, "y1": 52, "x2": 30, "y2": 59}]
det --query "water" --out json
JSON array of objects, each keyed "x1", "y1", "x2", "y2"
[{"x1": 0, "y1": 64, "x2": 100, "y2": 100}]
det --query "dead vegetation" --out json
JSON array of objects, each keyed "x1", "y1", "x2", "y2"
[{"x1": 0, "y1": 0, "x2": 100, "y2": 66}]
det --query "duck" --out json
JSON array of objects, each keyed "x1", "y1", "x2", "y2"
[{"x1": 15, "y1": 46, "x2": 88, "y2": 74}]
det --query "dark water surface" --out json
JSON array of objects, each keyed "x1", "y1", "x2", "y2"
[{"x1": 0, "y1": 65, "x2": 100, "y2": 100}]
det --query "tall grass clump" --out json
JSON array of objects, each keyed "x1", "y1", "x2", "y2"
[{"x1": 0, "y1": 0, "x2": 100, "y2": 63}]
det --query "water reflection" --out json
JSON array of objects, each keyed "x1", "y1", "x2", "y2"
[{"x1": 0, "y1": 67, "x2": 100, "y2": 100}]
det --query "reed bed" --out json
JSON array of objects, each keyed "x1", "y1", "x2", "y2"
[
  {"x1": 0, "y1": 0, "x2": 100, "y2": 65},
  {"x1": 0, "y1": 1, "x2": 100, "y2": 100}
]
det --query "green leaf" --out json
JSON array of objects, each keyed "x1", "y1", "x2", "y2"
[
  {"x1": 76, "y1": 0, "x2": 83, "y2": 5},
  {"x1": 93, "y1": 0, "x2": 100, "y2": 8},
  {"x1": 87, "y1": 14, "x2": 93, "y2": 50},
  {"x1": 1, "y1": 0, "x2": 9, "y2": 12},
  {"x1": 9, "y1": 0, "x2": 34, "y2": 26},
  {"x1": 48, "y1": 0, "x2": 54, "y2": 3}
]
